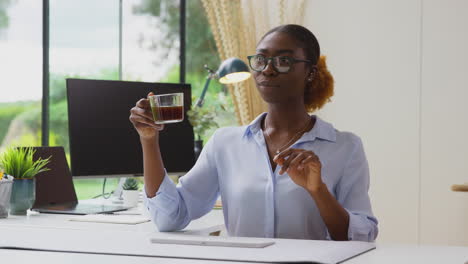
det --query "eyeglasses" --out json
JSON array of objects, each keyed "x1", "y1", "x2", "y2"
[{"x1": 247, "y1": 54, "x2": 311, "y2": 73}]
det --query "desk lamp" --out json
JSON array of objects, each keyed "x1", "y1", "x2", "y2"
[{"x1": 195, "y1": 58, "x2": 251, "y2": 107}]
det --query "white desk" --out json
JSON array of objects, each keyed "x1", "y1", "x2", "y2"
[
  {"x1": 1, "y1": 237, "x2": 466, "y2": 264},
  {"x1": 0, "y1": 245, "x2": 466, "y2": 264},
  {"x1": 347, "y1": 243, "x2": 468, "y2": 264},
  {"x1": 0, "y1": 205, "x2": 467, "y2": 263},
  {"x1": 0, "y1": 203, "x2": 225, "y2": 236},
  {"x1": 0, "y1": 249, "x2": 244, "y2": 264}
]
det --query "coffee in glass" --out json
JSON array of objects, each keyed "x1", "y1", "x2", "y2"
[{"x1": 149, "y1": 93, "x2": 184, "y2": 124}]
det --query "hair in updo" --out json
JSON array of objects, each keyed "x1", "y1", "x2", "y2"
[{"x1": 261, "y1": 24, "x2": 334, "y2": 112}]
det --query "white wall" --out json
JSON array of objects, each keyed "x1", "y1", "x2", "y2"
[
  {"x1": 420, "y1": 0, "x2": 468, "y2": 246},
  {"x1": 304, "y1": 0, "x2": 468, "y2": 245}
]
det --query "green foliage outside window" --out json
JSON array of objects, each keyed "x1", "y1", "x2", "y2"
[
  {"x1": 0, "y1": 0, "x2": 13, "y2": 31},
  {"x1": 132, "y1": 0, "x2": 238, "y2": 143},
  {"x1": 0, "y1": 102, "x2": 37, "y2": 146},
  {"x1": 133, "y1": 0, "x2": 221, "y2": 75},
  {"x1": 0, "y1": 68, "x2": 119, "y2": 150},
  {"x1": 0, "y1": 0, "x2": 237, "y2": 199}
]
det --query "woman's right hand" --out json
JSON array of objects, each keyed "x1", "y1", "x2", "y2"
[{"x1": 129, "y1": 92, "x2": 164, "y2": 140}]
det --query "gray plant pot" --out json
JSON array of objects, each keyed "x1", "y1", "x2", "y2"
[
  {"x1": 10, "y1": 178, "x2": 36, "y2": 215},
  {"x1": 0, "y1": 175, "x2": 14, "y2": 218}
]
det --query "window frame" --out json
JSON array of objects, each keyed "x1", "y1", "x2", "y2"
[{"x1": 40, "y1": 0, "x2": 186, "y2": 146}]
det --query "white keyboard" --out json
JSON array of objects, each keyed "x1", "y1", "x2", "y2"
[
  {"x1": 69, "y1": 214, "x2": 150, "y2": 224},
  {"x1": 150, "y1": 236, "x2": 275, "y2": 248}
]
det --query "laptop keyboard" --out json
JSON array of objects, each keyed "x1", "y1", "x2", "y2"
[
  {"x1": 75, "y1": 204, "x2": 128, "y2": 214},
  {"x1": 33, "y1": 203, "x2": 129, "y2": 215}
]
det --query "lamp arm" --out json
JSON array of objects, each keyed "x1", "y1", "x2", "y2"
[
  {"x1": 195, "y1": 65, "x2": 217, "y2": 108},
  {"x1": 195, "y1": 76, "x2": 212, "y2": 107}
]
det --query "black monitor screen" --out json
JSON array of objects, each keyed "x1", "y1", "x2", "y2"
[{"x1": 66, "y1": 78, "x2": 195, "y2": 177}]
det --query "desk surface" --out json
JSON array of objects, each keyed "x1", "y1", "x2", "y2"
[
  {"x1": 1, "y1": 242, "x2": 466, "y2": 264},
  {"x1": 1, "y1": 204, "x2": 467, "y2": 264},
  {"x1": 0, "y1": 249, "x2": 245, "y2": 264},
  {"x1": 0, "y1": 200, "x2": 225, "y2": 236},
  {"x1": 347, "y1": 243, "x2": 468, "y2": 264}
]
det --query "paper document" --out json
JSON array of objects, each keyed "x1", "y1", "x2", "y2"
[
  {"x1": 150, "y1": 236, "x2": 274, "y2": 248},
  {"x1": 69, "y1": 214, "x2": 150, "y2": 224}
]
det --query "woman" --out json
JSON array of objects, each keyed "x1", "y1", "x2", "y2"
[{"x1": 129, "y1": 24, "x2": 378, "y2": 241}]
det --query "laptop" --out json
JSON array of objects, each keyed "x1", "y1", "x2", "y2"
[{"x1": 31, "y1": 146, "x2": 129, "y2": 215}]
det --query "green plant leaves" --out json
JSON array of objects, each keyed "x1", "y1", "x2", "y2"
[
  {"x1": 187, "y1": 106, "x2": 219, "y2": 141},
  {"x1": 0, "y1": 147, "x2": 51, "y2": 179}
]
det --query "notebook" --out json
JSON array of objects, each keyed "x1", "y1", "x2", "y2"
[{"x1": 31, "y1": 146, "x2": 129, "y2": 215}]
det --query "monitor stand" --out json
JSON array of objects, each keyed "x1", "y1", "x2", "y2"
[{"x1": 109, "y1": 177, "x2": 126, "y2": 204}]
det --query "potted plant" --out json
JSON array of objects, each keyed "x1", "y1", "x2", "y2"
[
  {"x1": 122, "y1": 177, "x2": 139, "y2": 207},
  {"x1": 0, "y1": 147, "x2": 50, "y2": 215},
  {"x1": 187, "y1": 103, "x2": 219, "y2": 160},
  {"x1": 0, "y1": 172, "x2": 14, "y2": 218},
  {"x1": 187, "y1": 93, "x2": 237, "y2": 160}
]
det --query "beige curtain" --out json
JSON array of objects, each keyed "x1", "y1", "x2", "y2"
[{"x1": 201, "y1": 0, "x2": 306, "y2": 125}]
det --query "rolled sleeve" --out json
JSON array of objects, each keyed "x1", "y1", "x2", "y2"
[
  {"x1": 143, "y1": 130, "x2": 221, "y2": 232},
  {"x1": 323, "y1": 209, "x2": 378, "y2": 242},
  {"x1": 336, "y1": 134, "x2": 379, "y2": 242},
  {"x1": 143, "y1": 173, "x2": 190, "y2": 232},
  {"x1": 346, "y1": 209, "x2": 379, "y2": 242}
]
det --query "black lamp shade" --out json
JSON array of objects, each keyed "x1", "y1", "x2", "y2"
[{"x1": 216, "y1": 58, "x2": 251, "y2": 84}]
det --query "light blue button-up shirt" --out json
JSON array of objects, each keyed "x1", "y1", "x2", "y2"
[{"x1": 144, "y1": 113, "x2": 378, "y2": 241}]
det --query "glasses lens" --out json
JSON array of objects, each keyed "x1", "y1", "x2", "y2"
[
  {"x1": 273, "y1": 57, "x2": 291, "y2": 73},
  {"x1": 250, "y1": 55, "x2": 266, "y2": 71}
]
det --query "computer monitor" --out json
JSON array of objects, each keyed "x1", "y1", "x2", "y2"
[{"x1": 66, "y1": 78, "x2": 195, "y2": 178}]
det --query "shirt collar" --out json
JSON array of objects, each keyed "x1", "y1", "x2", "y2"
[{"x1": 243, "y1": 112, "x2": 336, "y2": 143}]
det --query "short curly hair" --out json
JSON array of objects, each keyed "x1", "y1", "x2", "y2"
[{"x1": 261, "y1": 24, "x2": 334, "y2": 112}]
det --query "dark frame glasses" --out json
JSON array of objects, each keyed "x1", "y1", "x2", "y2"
[{"x1": 247, "y1": 54, "x2": 312, "y2": 73}]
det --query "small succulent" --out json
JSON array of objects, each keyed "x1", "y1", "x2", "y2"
[{"x1": 122, "y1": 178, "x2": 139, "y2": 191}]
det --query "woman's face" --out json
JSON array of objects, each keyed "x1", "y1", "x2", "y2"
[{"x1": 253, "y1": 32, "x2": 311, "y2": 105}]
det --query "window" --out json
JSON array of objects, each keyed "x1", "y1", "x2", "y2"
[
  {"x1": 185, "y1": 0, "x2": 236, "y2": 142},
  {"x1": 49, "y1": 0, "x2": 181, "y2": 199},
  {"x1": 123, "y1": 0, "x2": 180, "y2": 82},
  {"x1": 0, "y1": 0, "x2": 42, "y2": 149},
  {"x1": 0, "y1": 0, "x2": 232, "y2": 199}
]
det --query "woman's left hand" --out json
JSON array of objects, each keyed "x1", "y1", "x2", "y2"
[{"x1": 273, "y1": 148, "x2": 324, "y2": 193}]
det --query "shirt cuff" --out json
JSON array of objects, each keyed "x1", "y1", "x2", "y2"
[
  {"x1": 324, "y1": 209, "x2": 377, "y2": 242},
  {"x1": 346, "y1": 208, "x2": 378, "y2": 242},
  {"x1": 143, "y1": 173, "x2": 179, "y2": 217}
]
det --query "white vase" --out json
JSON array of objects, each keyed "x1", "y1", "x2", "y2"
[{"x1": 122, "y1": 190, "x2": 139, "y2": 207}]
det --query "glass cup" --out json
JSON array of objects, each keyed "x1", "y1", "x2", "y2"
[{"x1": 148, "y1": 93, "x2": 184, "y2": 124}]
